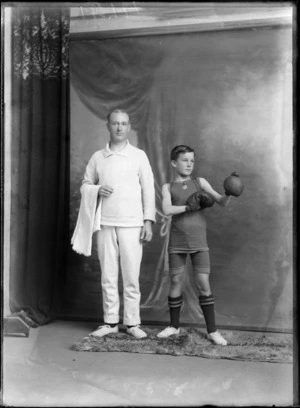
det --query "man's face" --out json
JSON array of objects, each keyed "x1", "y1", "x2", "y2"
[{"x1": 107, "y1": 112, "x2": 131, "y2": 144}]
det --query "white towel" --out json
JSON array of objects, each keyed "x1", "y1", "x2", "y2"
[{"x1": 71, "y1": 185, "x2": 102, "y2": 256}]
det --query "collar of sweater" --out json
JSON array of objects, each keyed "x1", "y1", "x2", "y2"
[{"x1": 103, "y1": 140, "x2": 131, "y2": 158}]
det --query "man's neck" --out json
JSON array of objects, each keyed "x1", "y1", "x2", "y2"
[{"x1": 109, "y1": 140, "x2": 128, "y2": 152}]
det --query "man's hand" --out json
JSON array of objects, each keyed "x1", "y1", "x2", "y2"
[
  {"x1": 140, "y1": 220, "x2": 153, "y2": 243},
  {"x1": 98, "y1": 185, "x2": 114, "y2": 197}
]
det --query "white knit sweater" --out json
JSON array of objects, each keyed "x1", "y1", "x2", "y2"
[
  {"x1": 71, "y1": 141, "x2": 156, "y2": 256},
  {"x1": 81, "y1": 141, "x2": 156, "y2": 227}
]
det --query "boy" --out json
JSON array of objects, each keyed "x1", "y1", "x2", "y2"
[{"x1": 157, "y1": 145, "x2": 233, "y2": 345}]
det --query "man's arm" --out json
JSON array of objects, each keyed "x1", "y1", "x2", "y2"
[
  {"x1": 140, "y1": 219, "x2": 153, "y2": 243},
  {"x1": 139, "y1": 152, "x2": 156, "y2": 223},
  {"x1": 80, "y1": 154, "x2": 99, "y2": 193},
  {"x1": 80, "y1": 153, "x2": 113, "y2": 198},
  {"x1": 139, "y1": 152, "x2": 156, "y2": 243}
]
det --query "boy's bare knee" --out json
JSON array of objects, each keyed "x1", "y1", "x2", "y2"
[
  {"x1": 197, "y1": 285, "x2": 211, "y2": 296},
  {"x1": 170, "y1": 274, "x2": 182, "y2": 286},
  {"x1": 169, "y1": 268, "x2": 184, "y2": 287}
]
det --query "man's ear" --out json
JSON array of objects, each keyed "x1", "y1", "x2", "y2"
[{"x1": 106, "y1": 122, "x2": 110, "y2": 132}]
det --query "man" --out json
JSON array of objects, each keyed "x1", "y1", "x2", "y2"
[{"x1": 77, "y1": 109, "x2": 156, "y2": 339}]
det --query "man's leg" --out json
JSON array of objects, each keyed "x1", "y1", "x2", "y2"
[
  {"x1": 117, "y1": 227, "x2": 143, "y2": 326},
  {"x1": 96, "y1": 226, "x2": 120, "y2": 325}
]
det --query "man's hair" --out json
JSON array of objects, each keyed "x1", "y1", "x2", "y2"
[
  {"x1": 171, "y1": 145, "x2": 195, "y2": 161},
  {"x1": 107, "y1": 109, "x2": 130, "y2": 123}
]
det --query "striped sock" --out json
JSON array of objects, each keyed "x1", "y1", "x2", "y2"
[
  {"x1": 199, "y1": 295, "x2": 216, "y2": 334},
  {"x1": 168, "y1": 295, "x2": 183, "y2": 329}
]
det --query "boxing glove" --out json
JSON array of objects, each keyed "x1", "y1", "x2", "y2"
[
  {"x1": 223, "y1": 172, "x2": 244, "y2": 197},
  {"x1": 186, "y1": 191, "x2": 215, "y2": 211},
  {"x1": 199, "y1": 192, "x2": 215, "y2": 208}
]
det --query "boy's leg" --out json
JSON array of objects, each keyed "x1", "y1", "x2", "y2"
[
  {"x1": 157, "y1": 253, "x2": 185, "y2": 338},
  {"x1": 168, "y1": 253, "x2": 186, "y2": 328},
  {"x1": 168, "y1": 294, "x2": 183, "y2": 329},
  {"x1": 192, "y1": 251, "x2": 215, "y2": 333},
  {"x1": 198, "y1": 292, "x2": 216, "y2": 334},
  {"x1": 192, "y1": 251, "x2": 227, "y2": 345}
]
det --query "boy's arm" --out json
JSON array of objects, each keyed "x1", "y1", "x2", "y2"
[
  {"x1": 199, "y1": 177, "x2": 231, "y2": 207},
  {"x1": 162, "y1": 184, "x2": 188, "y2": 215}
]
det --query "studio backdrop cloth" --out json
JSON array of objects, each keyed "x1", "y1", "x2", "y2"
[{"x1": 68, "y1": 28, "x2": 293, "y2": 331}]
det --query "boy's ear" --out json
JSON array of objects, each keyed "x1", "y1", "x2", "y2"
[{"x1": 171, "y1": 160, "x2": 177, "y2": 168}]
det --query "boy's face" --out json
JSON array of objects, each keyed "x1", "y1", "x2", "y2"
[
  {"x1": 171, "y1": 152, "x2": 195, "y2": 177},
  {"x1": 107, "y1": 112, "x2": 131, "y2": 144}
]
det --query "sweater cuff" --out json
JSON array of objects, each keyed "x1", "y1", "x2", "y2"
[
  {"x1": 144, "y1": 219, "x2": 154, "y2": 224},
  {"x1": 143, "y1": 213, "x2": 156, "y2": 224}
]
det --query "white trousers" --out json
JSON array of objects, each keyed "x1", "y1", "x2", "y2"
[{"x1": 96, "y1": 226, "x2": 143, "y2": 326}]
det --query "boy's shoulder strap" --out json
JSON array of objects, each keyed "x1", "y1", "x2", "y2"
[{"x1": 191, "y1": 177, "x2": 202, "y2": 192}]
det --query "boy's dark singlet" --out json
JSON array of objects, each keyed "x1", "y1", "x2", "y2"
[{"x1": 168, "y1": 178, "x2": 209, "y2": 253}]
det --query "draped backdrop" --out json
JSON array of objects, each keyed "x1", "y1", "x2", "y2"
[
  {"x1": 10, "y1": 7, "x2": 70, "y2": 325},
  {"x1": 68, "y1": 28, "x2": 293, "y2": 331}
]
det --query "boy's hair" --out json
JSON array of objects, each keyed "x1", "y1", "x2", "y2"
[
  {"x1": 107, "y1": 108, "x2": 130, "y2": 123},
  {"x1": 171, "y1": 145, "x2": 195, "y2": 161}
]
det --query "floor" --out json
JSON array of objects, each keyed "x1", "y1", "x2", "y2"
[{"x1": 2, "y1": 320, "x2": 293, "y2": 407}]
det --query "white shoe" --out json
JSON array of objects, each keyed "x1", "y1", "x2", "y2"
[
  {"x1": 157, "y1": 326, "x2": 180, "y2": 338},
  {"x1": 90, "y1": 324, "x2": 118, "y2": 337},
  {"x1": 207, "y1": 331, "x2": 227, "y2": 346},
  {"x1": 126, "y1": 325, "x2": 147, "y2": 339}
]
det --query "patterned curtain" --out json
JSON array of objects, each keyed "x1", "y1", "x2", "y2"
[{"x1": 10, "y1": 6, "x2": 70, "y2": 325}]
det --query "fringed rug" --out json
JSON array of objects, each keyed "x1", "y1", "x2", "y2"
[{"x1": 71, "y1": 327, "x2": 292, "y2": 364}]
